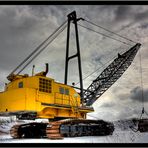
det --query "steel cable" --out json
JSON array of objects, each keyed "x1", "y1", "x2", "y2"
[
  {"x1": 83, "y1": 19, "x2": 136, "y2": 44},
  {"x1": 78, "y1": 23, "x2": 132, "y2": 46}
]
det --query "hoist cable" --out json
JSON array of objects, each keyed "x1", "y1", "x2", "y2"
[
  {"x1": 83, "y1": 19, "x2": 136, "y2": 44},
  {"x1": 9, "y1": 20, "x2": 67, "y2": 75},
  {"x1": 17, "y1": 22, "x2": 67, "y2": 74},
  {"x1": 78, "y1": 23, "x2": 132, "y2": 46},
  {"x1": 144, "y1": 110, "x2": 148, "y2": 116},
  {"x1": 139, "y1": 49, "x2": 146, "y2": 119}
]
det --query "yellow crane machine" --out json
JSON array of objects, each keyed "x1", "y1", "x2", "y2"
[{"x1": 0, "y1": 11, "x2": 141, "y2": 139}]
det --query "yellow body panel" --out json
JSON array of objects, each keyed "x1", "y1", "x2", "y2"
[{"x1": 0, "y1": 75, "x2": 93, "y2": 119}]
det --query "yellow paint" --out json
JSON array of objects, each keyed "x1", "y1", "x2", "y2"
[{"x1": 0, "y1": 75, "x2": 93, "y2": 119}]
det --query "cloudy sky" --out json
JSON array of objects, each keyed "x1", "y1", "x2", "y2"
[{"x1": 0, "y1": 5, "x2": 148, "y2": 121}]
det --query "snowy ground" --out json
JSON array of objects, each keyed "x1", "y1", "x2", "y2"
[{"x1": 0, "y1": 116, "x2": 148, "y2": 143}]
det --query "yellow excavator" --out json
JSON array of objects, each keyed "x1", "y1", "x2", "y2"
[{"x1": 0, "y1": 11, "x2": 141, "y2": 139}]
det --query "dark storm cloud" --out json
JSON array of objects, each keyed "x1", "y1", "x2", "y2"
[
  {"x1": 0, "y1": 6, "x2": 42, "y2": 70},
  {"x1": 130, "y1": 86, "x2": 148, "y2": 102},
  {"x1": 112, "y1": 5, "x2": 148, "y2": 36},
  {"x1": 0, "y1": 6, "x2": 67, "y2": 72},
  {"x1": 117, "y1": 107, "x2": 140, "y2": 119},
  {"x1": 0, "y1": 5, "x2": 145, "y2": 81},
  {"x1": 28, "y1": 5, "x2": 67, "y2": 24},
  {"x1": 114, "y1": 6, "x2": 132, "y2": 21},
  {"x1": 134, "y1": 10, "x2": 148, "y2": 22},
  {"x1": 141, "y1": 23, "x2": 148, "y2": 29}
]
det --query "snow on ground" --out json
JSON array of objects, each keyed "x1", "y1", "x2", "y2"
[
  {"x1": 0, "y1": 130, "x2": 147, "y2": 143},
  {"x1": 0, "y1": 117, "x2": 148, "y2": 143},
  {"x1": 0, "y1": 116, "x2": 19, "y2": 134}
]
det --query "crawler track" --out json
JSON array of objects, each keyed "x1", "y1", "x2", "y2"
[
  {"x1": 46, "y1": 119, "x2": 114, "y2": 139},
  {"x1": 10, "y1": 119, "x2": 114, "y2": 139},
  {"x1": 46, "y1": 121, "x2": 63, "y2": 139},
  {"x1": 10, "y1": 122, "x2": 47, "y2": 138}
]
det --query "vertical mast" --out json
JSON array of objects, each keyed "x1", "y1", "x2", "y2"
[{"x1": 64, "y1": 11, "x2": 84, "y2": 105}]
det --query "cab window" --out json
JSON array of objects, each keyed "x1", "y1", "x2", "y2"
[
  {"x1": 65, "y1": 89, "x2": 69, "y2": 95},
  {"x1": 59, "y1": 87, "x2": 64, "y2": 94},
  {"x1": 18, "y1": 81, "x2": 23, "y2": 88},
  {"x1": 59, "y1": 87, "x2": 69, "y2": 95}
]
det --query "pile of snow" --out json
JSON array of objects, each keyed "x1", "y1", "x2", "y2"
[
  {"x1": 114, "y1": 118, "x2": 137, "y2": 131},
  {"x1": 0, "y1": 116, "x2": 18, "y2": 134},
  {"x1": 111, "y1": 118, "x2": 147, "y2": 143}
]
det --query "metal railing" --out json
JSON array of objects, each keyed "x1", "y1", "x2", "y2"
[{"x1": 54, "y1": 92, "x2": 80, "y2": 116}]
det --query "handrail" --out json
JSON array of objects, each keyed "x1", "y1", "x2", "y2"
[{"x1": 54, "y1": 92, "x2": 80, "y2": 116}]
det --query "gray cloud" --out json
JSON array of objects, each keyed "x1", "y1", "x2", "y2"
[
  {"x1": 116, "y1": 107, "x2": 141, "y2": 120},
  {"x1": 141, "y1": 23, "x2": 148, "y2": 29},
  {"x1": 134, "y1": 10, "x2": 148, "y2": 22},
  {"x1": 100, "y1": 102, "x2": 116, "y2": 108},
  {"x1": 114, "y1": 6, "x2": 132, "y2": 21},
  {"x1": 130, "y1": 86, "x2": 148, "y2": 102}
]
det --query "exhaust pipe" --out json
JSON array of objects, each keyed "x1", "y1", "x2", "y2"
[{"x1": 43, "y1": 63, "x2": 49, "y2": 76}]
